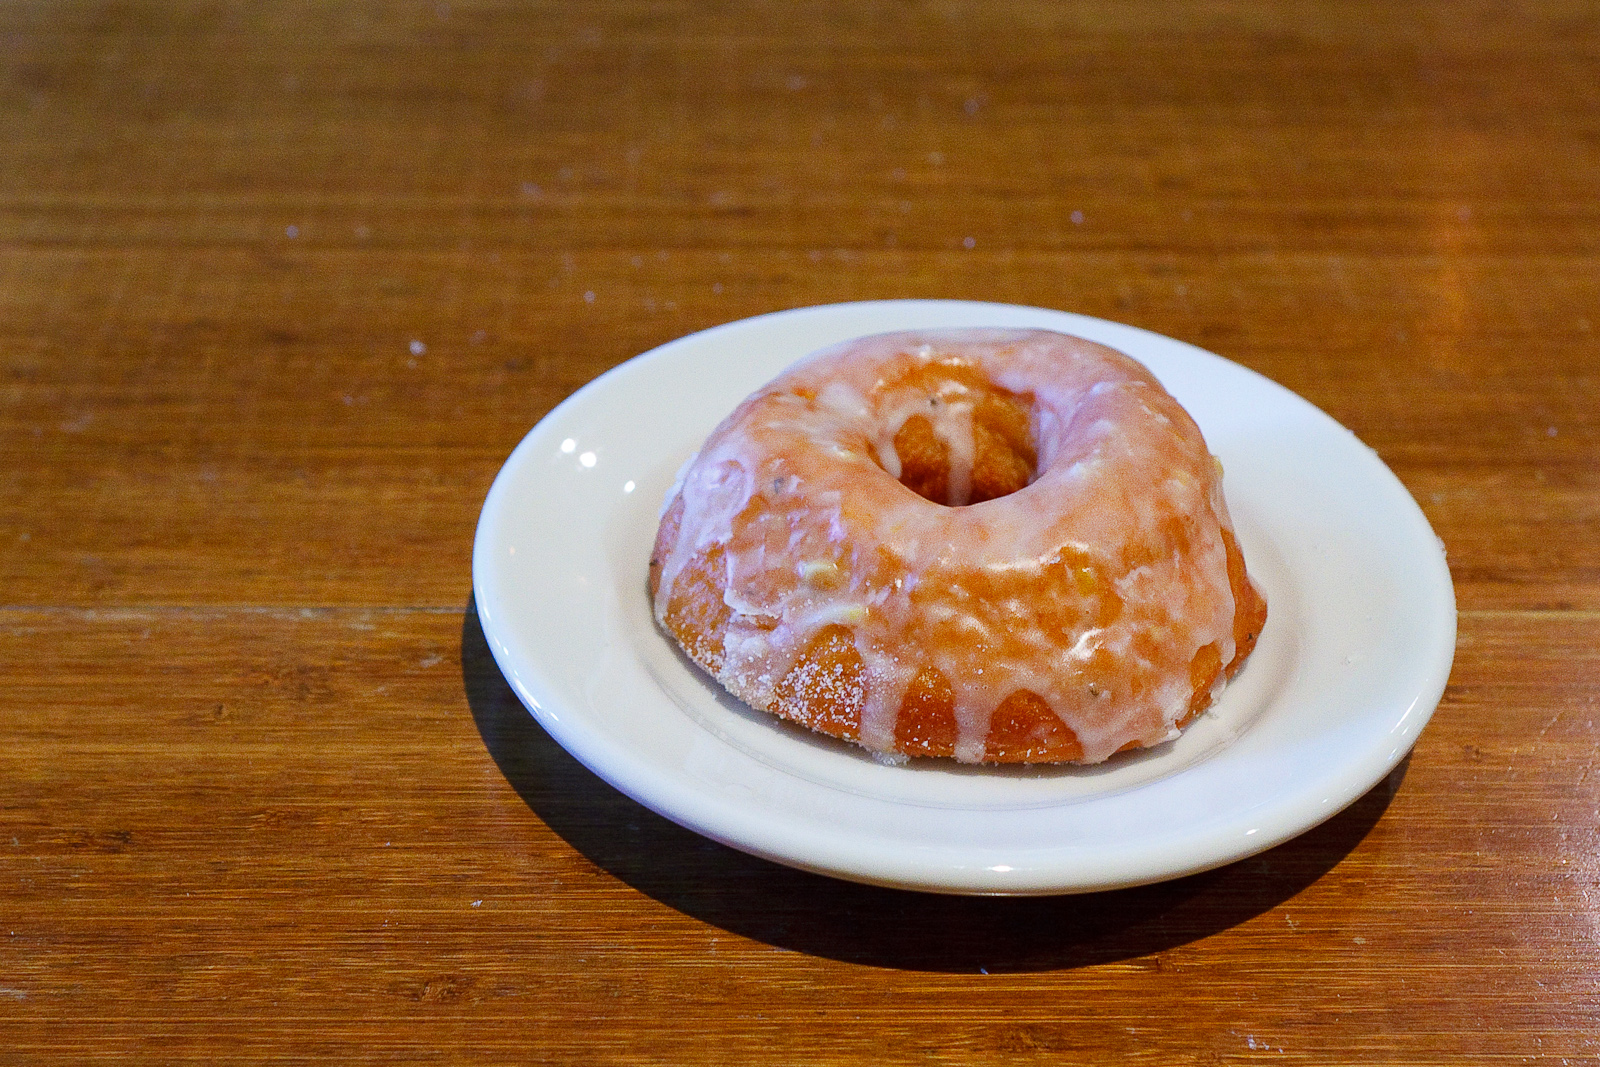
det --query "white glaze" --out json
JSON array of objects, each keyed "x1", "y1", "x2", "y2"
[{"x1": 653, "y1": 328, "x2": 1245, "y2": 763}]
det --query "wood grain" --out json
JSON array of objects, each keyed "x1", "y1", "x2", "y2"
[{"x1": 3, "y1": 0, "x2": 1599, "y2": 1062}]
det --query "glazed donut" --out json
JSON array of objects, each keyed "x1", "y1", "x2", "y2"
[{"x1": 649, "y1": 328, "x2": 1266, "y2": 764}]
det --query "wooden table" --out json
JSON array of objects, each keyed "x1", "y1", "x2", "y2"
[{"x1": 4, "y1": 1, "x2": 1597, "y2": 1062}]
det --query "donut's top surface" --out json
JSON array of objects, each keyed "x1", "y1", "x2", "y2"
[{"x1": 650, "y1": 328, "x2": 1261, "y2": 764}]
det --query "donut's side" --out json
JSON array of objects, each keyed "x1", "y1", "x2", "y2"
[{"x1": 649, "y1": 492, "x2": 1268, "y2": 764}]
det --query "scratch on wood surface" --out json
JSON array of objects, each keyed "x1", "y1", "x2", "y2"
[
  {"x1": 1575, "y1": 738, "x2": 1600, "y2": 788},
  {"x1": 1533, "y1": 711, "x2": 1565, "y2": 744}
]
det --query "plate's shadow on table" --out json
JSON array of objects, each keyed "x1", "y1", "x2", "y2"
[{"x1": 461, "y1": 598, "x2": 1401, "y2": 973}]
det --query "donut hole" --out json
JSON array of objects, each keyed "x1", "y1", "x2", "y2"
[{"x1": 884, "y1": 364, "x2": 1038, "y2": 506}]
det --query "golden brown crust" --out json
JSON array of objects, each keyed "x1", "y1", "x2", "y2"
[
  {"x1": 650, "y1": 497, "x2": 731, "y2": 673},
  {"x1": 888, "y1": 364, "x2": 1037, "y2": 506}
]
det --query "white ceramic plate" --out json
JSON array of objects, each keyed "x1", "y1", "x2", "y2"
[{"x1": 472, "y1": 300, "x2": 1456, "y2": 895}]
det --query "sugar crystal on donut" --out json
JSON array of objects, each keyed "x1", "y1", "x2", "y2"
[{"x1": 648, "y1": 328, "x2": 1267, "y2": 764}]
